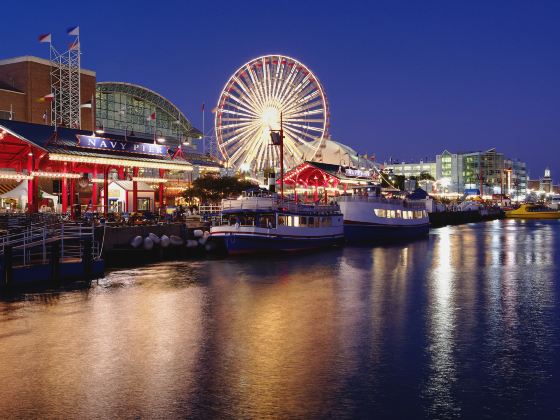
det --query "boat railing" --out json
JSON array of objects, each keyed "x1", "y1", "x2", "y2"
[
  {"x1": 336, "y1": 195, "x2": 426, "y2": 209},
  {"x1": 220, "y1": 197, "x2": 340, "y2": 214}
]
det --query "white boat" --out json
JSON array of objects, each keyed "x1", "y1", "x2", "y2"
[
  {"x1": 210, "y1": 190, "x2": 344, "y2": 255},
  {"x1": 336, "y1": 185, "x2": 429, "y2": 243}
]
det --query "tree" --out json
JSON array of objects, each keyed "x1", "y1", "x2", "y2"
[
  {"x1": 419, "y1": 172, "x2": 435, "y2": 181},
  {"x1": 182, "y1": 175, "x2": 257, "y2": 204}
]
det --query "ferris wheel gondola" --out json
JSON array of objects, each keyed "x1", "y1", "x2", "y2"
[{"x1": 215, "y1": 55, "x2": 330, "y2": 173}]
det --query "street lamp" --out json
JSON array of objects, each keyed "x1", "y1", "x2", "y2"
[
  {"x1": 124, "y1": 125, "x2": 135, "y2": 140},
  {"x1": 154, "y1": 129, "x2": 165, "y2": 144},
  {"x1": 95, "y1": 120, "x2": 104, "y2": 135}
]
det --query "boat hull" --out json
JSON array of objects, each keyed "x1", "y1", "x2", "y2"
[
  {"x1": 505, "y1": 213, "x2": 560, "y2": 219},
  {"x1": 212, "y1": 233, "x2": 344, "y2": 255},
  {"x1": 343, "y1": 221, "x2": 429, "y2": 244}
]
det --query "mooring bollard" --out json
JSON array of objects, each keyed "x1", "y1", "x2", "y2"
[
  {"x1": 83, "y1": 239, "x2": 93, "y2": 280},
  {"x1": 50, "y1": 241, "x2": 60, "y2": 283},
  {"x1": 1, "y1": 245, "x2": 13, "y2": 289}
]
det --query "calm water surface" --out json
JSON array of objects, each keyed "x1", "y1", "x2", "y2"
[{"x1": 1, "y1": 220, "x2": 559, "y2": 419}]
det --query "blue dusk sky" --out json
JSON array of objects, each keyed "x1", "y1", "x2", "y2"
[{"x1": 2, "y1": 0, "x2": 559, "y2": 178}]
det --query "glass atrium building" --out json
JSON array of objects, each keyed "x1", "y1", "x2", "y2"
[{"x1": 95, "y1": 82, "x2": 201, "y2": 148}]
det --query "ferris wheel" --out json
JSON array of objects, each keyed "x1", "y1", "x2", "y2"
[{"x1": 215, "y1": 54, "x2": 330, "y2": 172}]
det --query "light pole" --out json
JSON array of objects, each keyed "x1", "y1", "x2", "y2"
[
  {"x1": 94, "y1": 120, "x2": 104, "y2": 135},
  {"x1": 269, "y1": 113, "x2": 284, "y2": 199},
  {"x1": 124, "y1": 125, "x2": 135, "y2": 141},
  {"x1": 154, "y1": 129, "x2": 165, "y2": 144}
]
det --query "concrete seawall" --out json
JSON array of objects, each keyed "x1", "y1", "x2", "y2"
[{"x1": 96, "y1": 224, "x2": 186, "y2": 254}]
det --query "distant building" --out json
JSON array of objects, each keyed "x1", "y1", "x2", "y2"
[
  {"x1": 540, "y1": 167, "x2": 552, "y2": 193},
  {"x1": 384, "y1": 160, "x2": 436, "y2": 179},
  {"x1": 435, "y1": 149, "x2": 527, "y2": 198}
]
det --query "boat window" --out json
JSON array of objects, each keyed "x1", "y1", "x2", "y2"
[
  {"x1": 388, "y1": 210, "x2": 396, "y2": 218},
  {"x1": 300, "y1": 216, "x2": 307, "y2": 226},
  {"x1": 308, "y1": 216, "x2": 314, "y2": 227},
  {"x1": 293, "y1": 216, "x2": 300, "y2": 227},
  {"x1": 287, "y1": 216, "x2": 293, "y2": 227},
  {"x1": 314, "y1": 217, "x2": 320, "y2": 227},
  {"x1": 374, "y1": 209, "x2": 387, "y2": 218},
  {"x1": 395, "y1": 210, "x2": 402, "y2": 218},
  {"x1": 259, "y1": 214, "x2": 275, "y2": 228},
  {"x1": 321, "y1": 217, "x2": 331, "y2": 227},
  {"x1": 278, "y1": 215, "x2": 286, "y2": 225}
]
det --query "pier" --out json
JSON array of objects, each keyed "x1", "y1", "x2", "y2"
[{"x1": 0, "y1": 214, "x2": 104, "y2": 289}]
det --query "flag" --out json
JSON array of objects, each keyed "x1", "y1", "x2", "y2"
[
  {"x1": 211, "y1": 107, "x2": 218, "y2": 114},
  {"x1": 80, "y1": 100, "x2": 92, "y2": 109},
  {"x1": 146, "y1": 112, "x2": 156, "y2": 121},
  {"x1": 201, "y1": 103, "x2": 205, "y2": 112},
  {"x1": 68, "y1": 39, "x2": 80, "y2": 50},
  {"x1": 38, "y1": 33, "x2": 51, "y2": 43},
  {"x1": 37, "y1": 93, "x2": 54, "y2": 102},
  {"x1": 67, "y1": 26, "x2": 80, "y2": 36}
]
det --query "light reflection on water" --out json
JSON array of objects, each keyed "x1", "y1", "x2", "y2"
[{"x1": 0, "y1": 221, "x2": 559, "y2": 418}]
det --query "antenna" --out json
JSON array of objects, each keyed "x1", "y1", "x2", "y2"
[{"x1": 46, "y1": 27, "x2": 81, "y2": 128}]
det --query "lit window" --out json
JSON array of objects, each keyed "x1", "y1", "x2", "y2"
[{"x1": 374, "y1": 209, "x2": 387, "y2": 218}]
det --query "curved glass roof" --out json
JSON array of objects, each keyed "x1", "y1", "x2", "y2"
[{"x1": 96, "y1": 82, "x2": 201, "y2": 146}]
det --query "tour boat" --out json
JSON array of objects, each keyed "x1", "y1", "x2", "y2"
[
  {"x1": 505, "y1": 204, "x2": 560, "y2": 219},
  {"x1": 210, "y1": 190, "x2": 345, "y2": 255},
  {"x1": 336, "y1": 185, "x2": 430, "y2": 243}
]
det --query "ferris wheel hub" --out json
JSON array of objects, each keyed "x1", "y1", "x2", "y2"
[{"x1": 261, "y1": 106, "x2": 281, "y2": 130}]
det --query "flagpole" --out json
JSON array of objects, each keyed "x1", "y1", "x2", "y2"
[
  {"x1": 91, "y1": 94, "x2": 94, "y2": 134},
  {"x1": 202, "y1": 104, "x2": 205, "y2": 154}
]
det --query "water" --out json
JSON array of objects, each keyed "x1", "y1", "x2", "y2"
[{"x1": 1, "y1": 220, "x2": 559, "y2": 419}]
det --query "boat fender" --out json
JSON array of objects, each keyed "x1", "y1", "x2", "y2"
[
  {"x1": 130, "y1": 235, "x2": 143, "y2": 248},
  {"x1": 199, "y1": 237, "x2": 208, "y2": 245},
  {"x1": 148, "y1": 232, "x2": 161, "y2": 244},
  {"x1": 193, "y1": 229, "x2": 203, "y2": 238},
  {"x1": 170, "y1": 235, "x2": 184, "y2": 246},
  {"x1": 160, "y1": 235, "x2": 170, "y2": 248},
  {"x1": 235, "y1": 223, "x2": 240, "y2": 229},
  {"x1": 143, "y1": 237, "x2": 154, "y2": 250},
  {"x1": 186, "y1": 239, "x2": 199, "y2": 248}
]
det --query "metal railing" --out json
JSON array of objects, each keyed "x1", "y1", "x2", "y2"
[
  {"x1": 220, "y1": 197, "x2": 340, "y2": 214},
  {"x1": 336, "y1": 195, "x2": 426, "y2": 209},
  {"x1": 0, "y1": 222, "x2": 100, "y2": 267}
]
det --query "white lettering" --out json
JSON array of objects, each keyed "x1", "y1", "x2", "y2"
[
  {"x1": 345, "y1": 168, "x2": 371, "y2": 178},
  {"x1": 110, "y1": 141, "x2": 117, "y2": 149},
  {"x1": 87, "y1": 138, "x2": 96, "y2": 147},
  {"x1": 99, "y1": 140, "x2": 108, "y2": 148}
]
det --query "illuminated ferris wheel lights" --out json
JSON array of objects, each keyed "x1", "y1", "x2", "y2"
[{"x1": 215, "y1": 55, "x2": 329, "y2": 172}]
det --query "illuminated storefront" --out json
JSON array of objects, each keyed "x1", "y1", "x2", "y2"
[{"x1": 0, "y1": 119, "x2": 221, "y2": 214}]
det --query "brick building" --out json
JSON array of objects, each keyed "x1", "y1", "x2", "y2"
[{"x1": 0, "y1": 56, "x2": 96, "y2": 131}]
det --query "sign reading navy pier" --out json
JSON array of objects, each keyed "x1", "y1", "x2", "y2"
[{"x1": 76, "y1": 135, "x2": 169, "y2": 156}]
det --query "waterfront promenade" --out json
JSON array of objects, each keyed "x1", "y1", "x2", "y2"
[{"x1": 0, "y1": 219, "x2": 558, "y2": 419}]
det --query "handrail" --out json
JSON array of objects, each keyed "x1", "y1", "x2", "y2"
[
  {"x1": 0, "y1": 222, "x2": 99, "y2": 264},
  {"x1": 220, "y1": 197, "x2": 341, "y2": 214},
  {"x1": 336, "y1": 195, "x2": 426, "y2": 209}
]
